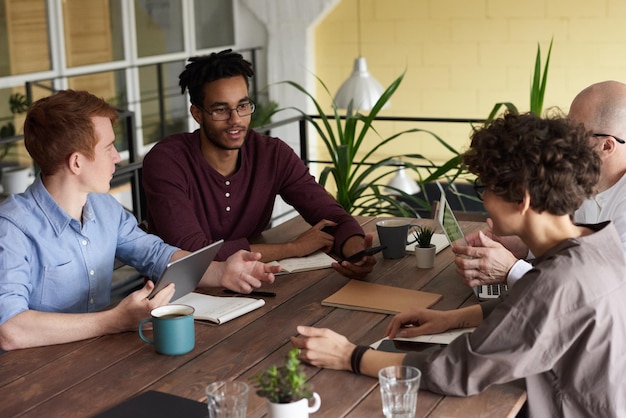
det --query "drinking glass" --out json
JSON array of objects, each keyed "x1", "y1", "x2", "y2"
[
  {"x1": 206, "y1": 381, "x2": 249, "y2": 418},
  {"x1": 378, "y1": 365, "x2": 421, "y2": 418}
]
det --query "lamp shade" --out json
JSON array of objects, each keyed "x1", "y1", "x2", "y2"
[
  {"x1": 385, "y1": 166, "x2": 420, "y2": 195},
  {"x1": 334, "y1": 57, "x2": 388, "y2": 111}
]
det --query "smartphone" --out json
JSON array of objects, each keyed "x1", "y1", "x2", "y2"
[
  {"x1": 341, "y1": 245, "x2": 387, "y2": 262},
  {"x1": 377, "y1": 339, "x2": 443, "y2": 353}
]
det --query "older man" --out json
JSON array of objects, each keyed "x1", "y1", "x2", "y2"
[{"x1": 454, "y1": 80, "x2": 626, "y2": 288}]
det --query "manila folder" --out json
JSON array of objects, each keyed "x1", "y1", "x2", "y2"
[{"x1": 322, "y1": 280, "x2": 442, "y2": 314}]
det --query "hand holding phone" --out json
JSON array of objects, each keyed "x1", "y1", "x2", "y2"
[{"x1": 341, "y1": 245, "x2": 387, "y2": 262}]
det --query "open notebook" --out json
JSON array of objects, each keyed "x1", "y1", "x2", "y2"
[
  {"x1": 174, "y1": 292, "x2": 265, "y2": 324},
  {"x1": 269, "y1": 251, "x2": 335, "y2": 274}
]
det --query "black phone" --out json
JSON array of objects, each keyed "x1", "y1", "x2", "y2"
[
  {"x1": 377, "y1": 339, "x2": 443, "y2": 353},
  {"x1": 341, "y1": 245, "x2": 387, "y2": 262}
]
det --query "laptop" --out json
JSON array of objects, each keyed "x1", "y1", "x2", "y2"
[
  {"x1": 148, "y1": 240, "x2": 224, "y2": 301},
  {"x1": 434, "y1": 193, "x2": 507, "y2": 300}
]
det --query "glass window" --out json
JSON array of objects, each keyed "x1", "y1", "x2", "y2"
[
  {"x1": 194, "y1": 0, "x2": 235, "y2": 49},
  {"x1": 62, "y1": 0, "x2": 124, "y2": 67},
  {"x1": 138, "y1": 61, "x2": 187, "y2": 146},
  {"x1": 135, "y1": 0, "x2": 184, "y2": 57},
  {"x1": 67, "y1": 71, "x2": 130, "y2": 153},
  {"x1": 0, "y1": 0, "x2": 50, "y2": 76}
]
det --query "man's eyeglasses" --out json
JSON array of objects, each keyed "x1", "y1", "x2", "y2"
[
  {"x1": 473, "y1": 178, "x2": 486, "y2": 201},
  {"x1": 592, "y1": 133, "x2": 625, "y2": 144},
  {"x1": 197, "y1": 101, "x2": 256, "y2": 121}
]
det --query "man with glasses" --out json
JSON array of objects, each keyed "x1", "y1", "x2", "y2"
[
  {"x1": 142, "y1": 49, "x2": 376, "y2": 279},
  {"x1": 0, "y1": 90, "x2": 280, "y2": 351},
  {"x1": 454, "y1": 80, "x2": 626, "y2": 289}
]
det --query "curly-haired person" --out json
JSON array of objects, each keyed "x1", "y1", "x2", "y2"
[{"x1": 292, "y1": 112, "x2": 626, "y2": 418}]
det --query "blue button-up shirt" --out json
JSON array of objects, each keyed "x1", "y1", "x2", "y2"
[{"x1": 0, "y1": 177, "x2": 178, "y2": 325}]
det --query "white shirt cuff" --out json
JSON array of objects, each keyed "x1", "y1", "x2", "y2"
[{"x1": 506, "y1": 259, "x2": 532, "y2": 288}]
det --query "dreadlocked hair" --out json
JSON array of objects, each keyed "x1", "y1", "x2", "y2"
[{"x1": 179, "y1": 49, "x2": 254, "y2": 106}]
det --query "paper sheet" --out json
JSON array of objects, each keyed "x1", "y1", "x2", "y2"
[{"x1": 370, "y1": 327, "x2": 476, "y2": 349}]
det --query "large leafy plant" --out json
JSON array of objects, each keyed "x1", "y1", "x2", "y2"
[
  {"x1": 278, "y1": 39, "x2": 553, "y2": 217},
  {"x1": 437, "y1": 39, "x2": 554, "y2": 206},
  {"x1": 485, "y1": 38, "x2": 553, "y2": 121},
  {"x1": 283, "y1": 73, "x2": 464, "y2": 217}
]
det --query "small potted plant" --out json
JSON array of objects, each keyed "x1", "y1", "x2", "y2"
[
  {"x1": 413, "y1": 226, "x2": 437, "y2": 268},
  {"x1": 252, "y1": 348, "x2": 321, "y2": 418}
]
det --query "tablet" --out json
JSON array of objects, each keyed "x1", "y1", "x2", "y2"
[
  {"x1": 148, "y1": 240, "x2": 224, "y2": 301},
  {"x1": 435, "y1": 193, "x2": 469, "y2": 249},
  {"x1": 435, "y1": 193, "x2": 507, "y2": 300}
]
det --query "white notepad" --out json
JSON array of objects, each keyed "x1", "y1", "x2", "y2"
[
  {"x1": 174, "y1": 292, "x2": 265, "y2": 324},
  {"x1": 269, "y1": 251, "x2": 335, "y2": 274},
  {"x1": 370, "y1": 327, "x2": 476, "y2": 349}
]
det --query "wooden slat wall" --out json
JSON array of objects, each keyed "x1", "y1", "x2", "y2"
[
  {"x1": 62, "y1": 0, "x2": 116, "y2": 99},
  {"x1": 5, "y1": 0, "x2": 50, "y2": 74}
]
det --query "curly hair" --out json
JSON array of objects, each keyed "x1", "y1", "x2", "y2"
[
  {"x1": 178, "y1": 49, "x2": 254, "y2": 107},
  {"x1": 462, "y1": 112, "x2": 601, "y2": 216}
]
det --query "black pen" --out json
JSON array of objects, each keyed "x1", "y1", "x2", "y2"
[{"x1": 223, "y1": 289, "x2": 277, "y2": 297}]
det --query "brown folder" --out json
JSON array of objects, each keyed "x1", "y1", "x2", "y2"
[{"x1": 322, "y1": 280, "x2": 442, "y2": 314}]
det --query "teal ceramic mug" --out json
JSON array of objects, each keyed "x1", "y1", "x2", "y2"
[{"x1": 138, "y1": 304, "x2": 195, "y2": 355}]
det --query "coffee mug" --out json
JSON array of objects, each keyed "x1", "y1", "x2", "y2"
[
  {"x1": 138, "y1": 304, "x2": 195, "y2": 355},
  {"x1": 376, "y1": 220, "x2": 420, "y2": 259}
]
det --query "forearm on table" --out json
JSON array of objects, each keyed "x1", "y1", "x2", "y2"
[
  {"x1": 249, "y1": 242, "x2": 298, "y2": 262},
  {"x1": 339, "y1": 234, "x2": 366, "y2": 258},
  {"x1": 357, "y1": 306, "x2": 483, "y2": 378},
  {"x1": 445, "y1": 305, "x2": 484, "y2": 329},
  {"x1": 358, "y1": 349, "x2": 407, "y2": 377},
  {"x1": 0, "y1": 309, "x2": 122, "y2": 351}
]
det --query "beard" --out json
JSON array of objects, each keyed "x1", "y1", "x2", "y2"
[{"x1": 202, "y1": 123, "x2": 247, "y2": 151}]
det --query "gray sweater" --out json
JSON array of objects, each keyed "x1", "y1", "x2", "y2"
[{"x1": 404, "y1": 222, "x2": 626, "y2": 418}]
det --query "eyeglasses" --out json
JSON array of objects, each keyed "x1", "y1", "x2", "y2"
[
  {"x1": 197, "y1": 101, "x2": 256, "y2": 121},
  {"x1": 473, "y1": 178, "x2": 486, "y2": 201},
  {"x1": 592, "y1": 133, "x2": 625, "y2": 144}
]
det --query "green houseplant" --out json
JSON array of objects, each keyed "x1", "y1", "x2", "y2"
[
  {"x1": 252, "y1": 348, "x2": 321, "y2": 417},
  {"x1": 282, "y1": 73, "x2": 465, "y2": 218},
  {"x1": 0, "y1": 92, "x2": 35, "y2": 195},
  {"x1": 279, "y1": 39, "x2": 553, "y2": 218},
  {"x1": 0, "y1": 92, "x2": 30, "y2": 162},
  {"x1": 434, "y1": 39, "x2": 554, "y2": 209},
  {"x1": 413, "y1": 225, "x2": 435, "y2": 248},
  {"x1": 413, "y1": 225, "x2": 437, "y2": 268},
  {"x1": 484, "y1": 38, "x2": 553, "y2": 122}
]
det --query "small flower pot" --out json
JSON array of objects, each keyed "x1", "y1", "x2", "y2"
[
  {"x1": 415, "y1": 245, "x2": 436, "y2": 269},
  {"x1": 1, "y1": 165, "x2": 34, "y2": 195},
  {"x1": 266, "y1": 392, "x2": 321, "y2": 418}
]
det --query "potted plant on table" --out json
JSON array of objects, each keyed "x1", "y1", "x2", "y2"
[
  {"x1": 413, "y1": 226, "x2": 436, "y2": 268},
  {"x1": 252, "y1": 348, "x2": 321, "y2": 418}
]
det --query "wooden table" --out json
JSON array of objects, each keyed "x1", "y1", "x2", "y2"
[{"x1": 0, "y1": 216, "x2": 526, "y2": 417}]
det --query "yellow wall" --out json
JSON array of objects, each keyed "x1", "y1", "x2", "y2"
[{"x1": 314, "y1": 0, "x2": 626, "y2": 163}]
